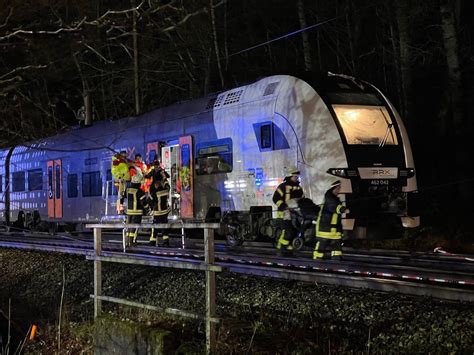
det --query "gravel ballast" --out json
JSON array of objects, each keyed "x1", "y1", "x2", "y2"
[{"x1": 0, "y1": 248, "x2": 473, "y2": 353}]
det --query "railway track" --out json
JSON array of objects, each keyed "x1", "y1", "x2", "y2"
[{"x1": 0, "y1": 231, "x2": 473, "y2": 302}]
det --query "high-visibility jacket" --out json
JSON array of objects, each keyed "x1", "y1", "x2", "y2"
[
  {"x1": 272, "y1": 177, "x2": 304, "y2": 217},
  {"x1": 315, "y1": 189, "x2": 346, "y2": 239},
  {"x1": 149, "y1": 180, "x2": 171, "y2": 216},
  {"x1": 126, "y1": 183, "x2": 148, "y2": 216},
  {"x1": 111, "y1": 154, "x2": 130, "y2": 182}
]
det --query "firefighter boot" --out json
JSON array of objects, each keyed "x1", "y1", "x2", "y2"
[
  {"x1": 160, "y1": 235, "x2": 170, "y2": 247},
  {"x1": 149, "y1": 228, "x2": 157, "y2": 246}
]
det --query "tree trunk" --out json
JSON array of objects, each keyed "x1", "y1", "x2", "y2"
[
  {"x1": 132, "y1": 0, "x2": 140, "y2": 116},
  {"x1": 210, "y1": 0, "x2": 224, "y2": 88},
  {"x1": 345, "y1": 4, "x2": 355, "y2": 75},
  {"x1": 297, "y1": 0, "x2": 312, "y2": 71},
  {"x1": 439, "y1": 0, "x2": 469, "y2": 204},
  {"x1": 395, "y1": 0, "x2": 412, "y2": 129},
  {"x1": 439, "y1": 0, "x2": 463, "y2": 135},
  {"x1": 388, "y1": 20, "x2": 403, "y2": 113}
]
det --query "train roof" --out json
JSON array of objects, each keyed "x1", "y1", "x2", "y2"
[{"x1": 6, "y1": 72, "x2": 385, "y2": 154}]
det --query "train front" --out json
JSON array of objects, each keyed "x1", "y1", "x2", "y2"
[{"x1": 322, "y1": 74, "x2": 420, "y2": 238}]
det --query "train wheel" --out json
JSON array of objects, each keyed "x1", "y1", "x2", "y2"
[
  {"x1": 226, "y1": 231, "x2": 243, "y2": 247},
  {"x1": 292, "y1": 237, "x2": 304, "y2": 251},
  {"x1": 0, "y1": 225, "x2": 10, "y2": 232}
]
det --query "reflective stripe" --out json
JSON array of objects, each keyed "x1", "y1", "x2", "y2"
[
  {"x1": 330, "y1": 213, "x2": 338, "y2": 225},
  {"x1": 153, "y1": 207, "x2": 171, "y2": 216},
  {"x1": 276, "y1": 200, "x2": 284, "y2": 207},
  {"x1": 316, "y1": 230, "x2": 341, "y2": 239},
  {"x1": 336, "y1": 204, "x2": 344, "y2": 214},
  {"x1": 152, "y1": 187, "x2": 170, "y2": 215},
  {"x1": 276, "y1": 211, "x2": 285, "y2": 218},
  {"x1": 129, "y1": 189, "x2": 138, "y2": 211},
  {"x1": 332, "y1": 250, "x2": 342, "y2": 256},
  {"x1": 313, "y1": 251, "x2": 324, "y2": 259},
  {"x1": 278, "y1": 230, "x2": 290, "y2": 245},
  {"x1": 126, "y1": 210, "x2": 143, "y2": 215}
]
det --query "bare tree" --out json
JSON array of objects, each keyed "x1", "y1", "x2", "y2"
[
  {"x1": 439, "y1": 0, "x2": 463, "y2": 135},
  {"x1": 395, "y1": 0, "x2": 413, "y2": 129},
  {"x1": 297, "y1": 0, "x2": 312, "y2": 71}
]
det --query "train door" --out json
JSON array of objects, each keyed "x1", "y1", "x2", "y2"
[
  {"x1": 146, "y1": 142, "x2": 162, "y2": 164},
  {"x1": 160, "y1": 136, "x2": 194, "y2": 219},
  {"x1": 47, "y1": 159, "x2": 63, "y2": 219},
  {"x1": 161, "y1": 143, "x2": 181, "y2": 218}
]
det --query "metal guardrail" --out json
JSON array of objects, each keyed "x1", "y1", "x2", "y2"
[{"x1": 85, "y1": 222, "x2": 221, "y2": 355}]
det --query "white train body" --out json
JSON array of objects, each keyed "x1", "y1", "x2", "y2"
[{"x1": 0, "y1": 73, "x2": 419, "y2": 238}]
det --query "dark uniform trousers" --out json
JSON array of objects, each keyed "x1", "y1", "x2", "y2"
[
  {"x1": 125, "y1": 184, "x2": 147, "y2": 243},
  {"x1": 313, "y1": 190, "x2": 345, "y2": 260},
  {"x1": 272, "y1": 179, "x2": 304, "y2": 252},
  {"x1": 149, "y1": 181, "x2": 171, "y2": 246}
]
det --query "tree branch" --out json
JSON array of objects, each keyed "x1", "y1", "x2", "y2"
[
  {"x1": 0, "y1": 18, "x2": 86, "y2": 41},
  {"x1": 160, "y1": 0, "x2": 227, "y2": 33}
]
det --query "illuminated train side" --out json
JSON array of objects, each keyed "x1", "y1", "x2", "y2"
[{"x1": 0, "y1": 73, "x2": 419, "y2": 239}]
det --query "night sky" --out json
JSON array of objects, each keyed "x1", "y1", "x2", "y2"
[{"x1": 1, "y1": 0, "x2": 473, "y2": 229}]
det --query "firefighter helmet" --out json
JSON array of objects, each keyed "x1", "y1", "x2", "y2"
[{"x1": 286, "y1": 166, "x2": 300, "y2": 177}]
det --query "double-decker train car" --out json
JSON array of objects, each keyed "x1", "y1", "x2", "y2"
[{"x1": 0, "y1": 73, "x2": 419, "y2": 241}]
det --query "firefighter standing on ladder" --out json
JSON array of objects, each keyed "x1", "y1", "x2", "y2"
[{"x1": 272, "y1": 167, "x2": 304, "y2": 255}]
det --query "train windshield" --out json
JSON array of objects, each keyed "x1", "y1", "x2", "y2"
[{"x1": 332, "y1": 105, "x2": 399, "y2": 146}]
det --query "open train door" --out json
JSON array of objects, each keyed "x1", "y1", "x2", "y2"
[
  {"x1": 161, "y1": 136, "x2": 194, "y2": 219},
  {"x1": 161, "y1": 142, "x2": 181, "y2": 219},
  {"x1": 47, "y1": 159, "x2": 63, "y2": 219},
  {"x1": 178, "y1": 136, "x2": 194, "y2": 219}
]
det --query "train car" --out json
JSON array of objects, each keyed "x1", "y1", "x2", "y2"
[{"x1": 0, "y1": 73, "x2": 419, "y2": 242}]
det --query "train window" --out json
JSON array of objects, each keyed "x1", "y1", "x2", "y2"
[
  {"x1": 12, "y1": 171, "x2": 25, "y2": 192},
  {"x1": 328, "y1": 92, "x2": 383, "y2": 106},
  {"x1": 0, "y1": 175, "x2": 2, "y2": 193},
  {"x1": 106, "y1": 169, "x2": 118, "y2": 196},
  {"x1": 253, "y1": 122, "x2": 290, "y2": 152},
  {"x1": 85, "y1": 157, "x2": 98, "y2": 165},
  {"x1": 148, "y1": 149, "x2": 157, "y2": 163},
  {"x1": 68, "y1": 174, "x2": 78, "y2": 198},
  {"x1": 48, "y1": 166, "x2": 53, "y2": 198},
  {"x1": 82, "y1": 171, "x2": 102, "y2": 197},
  {"x1": 55, "y1": 165, "x2": 61, "y2": 199},
  {"x1": 196, "y1": 138, "x2": 233, "y2": 175},
  {"x1": 28, "y1": 169, "x2": 43, "y2": 191},
  {"x1": 332, "y1": 105, "x2": 399, "y2": 146},
  {"x1": 261, "y1": 124, "x2": 273, "y2": 149}
]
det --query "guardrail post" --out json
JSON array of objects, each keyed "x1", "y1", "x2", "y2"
[
  {"x1": 204, "y1": 227, "x2": 216, "y2": 354},
  {"x1": 94, "y1": 227, "x2": 102, "y2": 318},
  {"x1": 122, "y1": 227, "x2": 127, "y2": 252}
]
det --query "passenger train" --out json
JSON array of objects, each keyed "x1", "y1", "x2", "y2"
[{"x1": 0, "y1": 73, "x2": 419, "y2": 242}]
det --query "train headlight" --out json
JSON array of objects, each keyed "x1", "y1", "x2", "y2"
[
  {"x1": 327, "y1": 168, "x2": 346, "y2": 177},
  {"x1": 327, "y1": 168, "x2": 358, "y2": 178},
  {"x1": 399, "y1": 168, "x2": 415, "y2": 178}
]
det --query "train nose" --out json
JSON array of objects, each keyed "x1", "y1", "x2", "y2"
[{"x1": 387, "y1": 196, "x2": 406, "y2": 214}]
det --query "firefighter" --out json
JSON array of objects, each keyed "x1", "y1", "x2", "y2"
[
  {"x1": 111, "y1": 150, "x2": 130, "y2": 213},
  {"x1": 145, "y1": 158, "x2": 161, "y2": 181},
  {"x1": 272, "y1": 166, "x2": 304, "y2": 254},
  {"x1": 313, "y1": 180, "x2": 350, "y2": 260},
  {"x1": 125, "y1": 169, "x2": 148, "y2": 244},
  {"x1": 133, "y1": 154, "x2": 147, "y2": 191},
  {"x1": 149, "y1": 168, "x2": 171, "y2": 247}
]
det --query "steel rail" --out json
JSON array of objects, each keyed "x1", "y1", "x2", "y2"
[{"x1": 1, "y1": 234, "x2": 473, "y2": 302}]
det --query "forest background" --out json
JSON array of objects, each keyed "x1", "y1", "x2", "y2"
[{"x1": 0, "y1": 0, "x2": 472, "y2": 234}]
